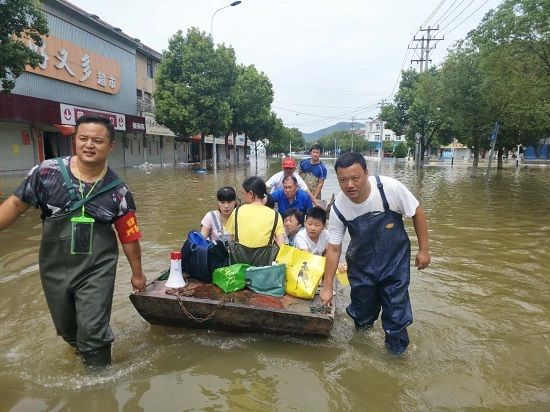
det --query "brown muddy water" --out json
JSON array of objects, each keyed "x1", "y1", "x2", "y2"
[{"x1": 0, "y1": 157, "x2": 549, "y2": 411}]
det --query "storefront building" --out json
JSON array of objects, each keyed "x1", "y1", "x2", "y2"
[{"x1": 0, "y1": 0, "x2": 145, "y2": 174}]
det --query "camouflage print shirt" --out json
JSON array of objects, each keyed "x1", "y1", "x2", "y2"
[{"x1": 14, "y1": 157, "x2": 136, "y2": 224}]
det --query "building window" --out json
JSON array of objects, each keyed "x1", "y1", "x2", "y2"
[
  {"x1": 375, "y1": 134, "x2": 380, "y2": 141},
  {"x1": 147, "y1": 58, "x2": 154, "y2": 78},
  {"x1": 396, "y1": 135, "x2": 401, "y2": 141},
  {"x1": 376, "y1": 124, "x2": 380, "y2": 131},
  {"x1": 385, "y1": 134, "x2": 391, "y2": 141}
]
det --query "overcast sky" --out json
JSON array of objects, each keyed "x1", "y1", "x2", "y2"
[{"x1": 69, "y1": 0, "x2": 503, "y2": 133}]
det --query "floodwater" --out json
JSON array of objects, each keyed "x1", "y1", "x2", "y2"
[{"x1": 0, "y1": 158, "x2": 549, "y2": 411}]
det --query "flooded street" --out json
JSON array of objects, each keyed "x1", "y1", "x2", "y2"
[{"x1": 1, "y1": 158, "x2": 549, "y2": 411}]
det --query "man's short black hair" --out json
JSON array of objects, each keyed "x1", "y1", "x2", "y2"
[
  {"x1": 282, "y1": 174, "x2": 298, "y2": 186},
  {"x1": 334, "y1": 152, "x2": 367, "y2": 172},
  {"x1": 310, "y1": 143, "x2": 322, "y2": 152},
  {"x1": 75, "y1": 115, "x2": 115, "y2": 142},
  {"x1": 265, "y1": 193, "x2": 275, "y2": 209},
  {"x1": 282, "y1": 208, "x2": 304, "y2": 225},
  {"x1": 305, "y1": 206, "x2": 327, "y2": 225}
]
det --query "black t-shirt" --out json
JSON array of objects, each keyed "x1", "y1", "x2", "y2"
[{"x1": 15, "y1": 157, "x2": 136, "y2": 224}]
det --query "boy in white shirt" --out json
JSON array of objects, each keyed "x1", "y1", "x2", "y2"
[{"x1": 294, "y1": 206, "x2": 329, "y2": 256}]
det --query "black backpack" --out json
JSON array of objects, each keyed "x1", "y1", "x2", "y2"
[{"x1": 181, "y1": 231, "x2": 229, "y2": 282}]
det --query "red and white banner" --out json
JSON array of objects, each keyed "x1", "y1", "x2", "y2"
[{"x1": 60, "y1": 103, "x2": 126, "y2": 131}]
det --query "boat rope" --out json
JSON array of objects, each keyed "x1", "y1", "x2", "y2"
[
  {"x1": 309, "y1": 303, "x2": 332, "y2": 315},
  {"x1": 165, "y1": 286, "x2": 231, "y2": 323}
]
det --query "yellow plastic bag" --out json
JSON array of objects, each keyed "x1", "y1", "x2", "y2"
[{"x1": 275, "y1": 244, "x2": 325, "y2": 299}]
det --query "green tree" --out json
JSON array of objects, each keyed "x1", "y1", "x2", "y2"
[
  {"x1": 469, "y1": 0, "x2": 549, "y2": 75},
  {"x1": 229, "y1": 64, "x2": 274, "y2": 160},
  {"x1": 380, "y1": 69, "x2": 420, "y2": 137},
  {"x1": 266, "y1": 123, "x2": 305, "y2": 156},
  {"x1": 381, "y1": 68, "x2": 447, "y2": 166},
  {"x1": 393, "y1": 142, "x2": 408, "y2": 158},
  {"x1": 0, "y1": 0, "x2": 49, "y2": 93},
  {"x1": 318, "y1": 130, "x2": 368, "y2": 154},
  {"x1": 469, "y1": 0, "x2": 550, "y2": 164},
  {"x1": 154, "y1": 28, "x2": 237, "y2": 162},
  {"x1": 438, "y1": 44, "x2": 494, "y2": 176}
]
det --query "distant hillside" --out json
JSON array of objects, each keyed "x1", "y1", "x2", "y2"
[{"x1": 303, "y1": 122, "x2": 364, "y2": 142}]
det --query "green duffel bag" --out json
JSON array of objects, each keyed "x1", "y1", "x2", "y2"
[
  {"x1": 212, "y1": 263, "x2": 250, "y2": 293},
  {"x1": 245, "y1": 263, "x2": 286, "y2": 297}
]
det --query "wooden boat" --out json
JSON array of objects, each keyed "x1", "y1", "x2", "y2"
[{"x1": 129, "y1": 271, "x2": 335, "y2": 337}]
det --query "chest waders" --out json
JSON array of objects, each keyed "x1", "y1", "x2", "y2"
[
  {"x1": 301, "y1": 171, "x2": 321, "y2": 199},
  {"x1": 39, "y1": 159, "x2": 122, "y2": 367},
  {"x1": 332, "y1": 176, "x2": 413, "y2": 354}
]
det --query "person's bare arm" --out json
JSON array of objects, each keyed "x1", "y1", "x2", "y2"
[
  {"x1": 0, "y1": 195, "x2": 30, "y2": 231},
  {"x1": 412, "y1": 206, "x2": 430, "y2": 269},
  {"x1": 320, "y1": 242, "x2": 341, "y2": 304},
  {"x1": 274, "y1": 233, "x2": 285, "y2": 247},
  {"x1": 121, "y1": 240, "x2": 147, "y2": 292},
  {"x1": 200, "y1": 225, "x2": 211, "y2": 240}
]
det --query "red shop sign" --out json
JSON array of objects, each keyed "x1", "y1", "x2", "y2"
[{"x1": 21, "y1": 131, "x2": 31, "y2": 145}]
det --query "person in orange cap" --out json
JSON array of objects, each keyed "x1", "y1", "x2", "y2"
[{"x1": 266, "y1": 157, "x2": 320, "y2": 207}]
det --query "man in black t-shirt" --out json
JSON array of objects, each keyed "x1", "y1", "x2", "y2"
[{"x1": 0, "y1": 115, "x2": 146, "y2": 368}]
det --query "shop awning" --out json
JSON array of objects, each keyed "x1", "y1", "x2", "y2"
[{"x1": 54, "y1": 124, "x2": 75, "y2": 136}]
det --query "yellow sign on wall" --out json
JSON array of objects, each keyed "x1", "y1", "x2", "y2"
[{"x1": 25, "y1": 34, "x2": 121, "y2": 94}]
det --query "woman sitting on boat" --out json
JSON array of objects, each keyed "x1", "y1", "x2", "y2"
[
  {"x1": 200, "y1": 186, "x2": 237, "y2": 245},
  {"x1": 226, "y1": 176, "x2": 284, "y2": 267}
]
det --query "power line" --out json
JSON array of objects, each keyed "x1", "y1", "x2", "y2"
[
  {"x1": 273, "y1": 101, "x2": 382, "y2": 109},
  {"x1": 389, "y1": 42, "x2": 413, "y2": 97},
  {"x1": 420, "y1": 0, "x2": 448, "y2": 28},
  {"x1": 439, "y1": 0, "x2": 477, "y2": 33},
  {"x1": 440, "y1": 0, "x2": 494, "y2": 37},
  {"x1": 274, "y1": 83, "x2": 385, "y2": 96},
  {"x1": 432, "y1": 0, "x2": 466, "y2": 27},
  {"x1": 273, "y1": 105, "x2": 378, "y2": 121}
]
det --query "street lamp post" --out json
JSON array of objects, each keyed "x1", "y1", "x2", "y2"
[
  {"x1": 211, "y1": 1, "x2": 242, "y2": 38},
  {"x1": 210, "y1": 1, "x2": 241, "y2": 171},
  {"x1": 378, "y1": 120, "x2": 384, "y2": 160},
  {"x1": 415, "y1": 132, "x2": 421, "y2": 168}
]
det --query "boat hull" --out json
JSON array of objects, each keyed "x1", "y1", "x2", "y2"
[{"x1": 130, "y1": 275, "x2": 334, "y2": 337}]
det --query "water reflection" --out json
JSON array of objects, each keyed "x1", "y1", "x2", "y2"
[{"x1": 1, "y1": 158, "x2": 549, "y2": 410}]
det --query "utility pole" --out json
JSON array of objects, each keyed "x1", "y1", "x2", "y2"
[
  {"x1": 410, "y1": 26, "x2": 443, "y2": 72},
  {"x1": 410, "y1": 26, "x2": 443, "y2": 168},
  {"x1": 351, "y1": 116, "x2": 355, "y2": 152}
]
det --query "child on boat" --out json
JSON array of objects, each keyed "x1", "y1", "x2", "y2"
[
  {"x1": 200, "y1": 186, "x2": 237, "y2": 244},
  {"x1": 294, "y1": 206, "x2": 329, "y2": 256},
  {"x1": 282, "y1": 208, "x2": 304, "y2": 247}
]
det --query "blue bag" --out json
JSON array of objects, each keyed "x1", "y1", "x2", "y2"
[{"x1": 181, "y1": 231, "x2": 229, "y2": 282}]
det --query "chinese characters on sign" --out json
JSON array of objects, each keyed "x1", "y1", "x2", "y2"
[
  {"x1": 60, "y1": 104, "x2": 126, "y2": 131},
  {"x1": 25, "y1": 34, "x2": 121, "y2": 94}
]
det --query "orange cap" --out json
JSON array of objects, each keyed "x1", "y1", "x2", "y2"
[{"x1": 282, "y1": 157, "x2": 296, "y2": 169}]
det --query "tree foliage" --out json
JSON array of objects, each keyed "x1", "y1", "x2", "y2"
[
  {"x1": 0, "y1": 0, "x2": 49, "y2": 93},
  {"x1": 265, "y1": 118, "x2": 305, "y2": 155},
  {"x1": 380, "y1": 0, "x2": 549, "y2": 175},
  {"x1": 393, "y1": 142, "x2": 408, "y2": 158},
  {"x1": 230, "y1": 64, "x2": 274, "y2": 140},
  {"x1": 154, "y1": 28, "x2": 237, "y2": 140},
  {"x1": 317, "y1": 130, "x2": 369, "y2": 154}
]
